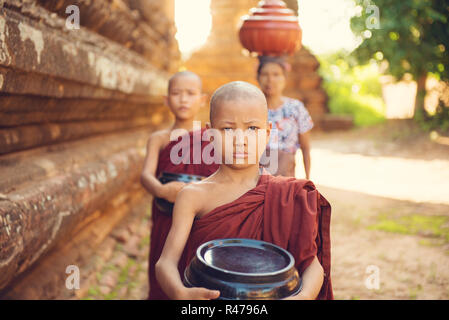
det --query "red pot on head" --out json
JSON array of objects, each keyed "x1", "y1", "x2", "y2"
[{"x1": 239, "y1": 0, "x2": 302, "y2": 56}]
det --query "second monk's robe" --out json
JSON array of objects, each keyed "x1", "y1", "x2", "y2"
[
  {"x1": 182, "y1": 172, "x2": 333, "y2": 300},
  {"x1": 148, "y1": 128, "x2": 219, "y2": 300}
]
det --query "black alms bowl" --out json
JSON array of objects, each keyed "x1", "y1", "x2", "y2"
[
  {"x1": 155, "y1": 172, "x2": 205, "y2": 215},
  {"x1": 183, "y1": 238, "x2": 302, "y2": 300}
]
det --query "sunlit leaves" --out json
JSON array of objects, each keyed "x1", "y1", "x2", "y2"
[{"x1": 350, "y1": 0, "x2": 449, "y2": 82}]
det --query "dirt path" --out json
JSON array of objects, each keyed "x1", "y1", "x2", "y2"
[{"x1": 299, "y1": 121, "x2": 449, "y2": 299}]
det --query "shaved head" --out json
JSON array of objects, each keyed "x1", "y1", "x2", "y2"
[
  {"x1": 168, "y1": 71, "x2": 202, "y2": 92},
  {"x1": 210, "y1": 81, "x2": 267, "y2": 125}
]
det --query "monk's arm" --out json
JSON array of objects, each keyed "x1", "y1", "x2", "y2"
[
  {"x1": 298, "y1": 131, "x2": 311, "y2": 179},
  {"x1": 140, "y1": 134, "x2": 164, "y2": 196},
  {"x1": 155, "y1": 187, "x2": 220, "y2": 300},
  {"x1": 287, "y1": 256, "x2": 323, "y2": 300},
  {"x1": 140, "y1": 133, "x2": 186, "y2": 202}
]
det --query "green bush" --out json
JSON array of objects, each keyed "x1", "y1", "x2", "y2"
[{"x1": 318, "y1": 52, "x2": 386, "y2": 127}]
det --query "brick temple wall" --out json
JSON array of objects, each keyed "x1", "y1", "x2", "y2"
[{"x1": 0, "y1": 0, "x2": 179, "y2": 299}]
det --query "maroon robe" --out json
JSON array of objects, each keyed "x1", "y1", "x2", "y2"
[
  {"x1": 181, "y1": 172, "x2": 333, "y2": 300},
  {"x1": 148, "y1": 128, "x2": 219, "y2": 300}
]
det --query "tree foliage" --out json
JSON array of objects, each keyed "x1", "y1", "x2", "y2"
[
  {"x1": 351, "y1": 0, "x2": 448, "y2": 81},
  {"x1": 350, "y1": 0, "x2": 449, "y2": 116},
  {"x1": 318, "y1": 52, "x2": 386, "y2": 127}
]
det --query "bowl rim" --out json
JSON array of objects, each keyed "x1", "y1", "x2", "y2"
[
  {"x1": 159, "y1": 171, "x2": 205, "y2": 180},
  {"x1": 195, "y1": 238, "x2": 296, "y2": 278}
]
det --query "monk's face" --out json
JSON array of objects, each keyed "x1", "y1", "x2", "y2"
[
  {"x1": 165, "y1": 75, "x2": 205, "y2": 120},
  {"x1": 208, "y1": 98, "x2": 271, "y2": 169}
]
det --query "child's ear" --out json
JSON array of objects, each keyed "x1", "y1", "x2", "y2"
[{"x1": 163, "y1": 95, "x2": 169, "y2": 106}]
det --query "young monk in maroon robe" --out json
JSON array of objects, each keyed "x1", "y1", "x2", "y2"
[
  {"x1": 156, "y1": 81, "x2": 332, "y2": 300},
  {"x1": 141, "y1": 71, "x2": 219, "y2": 300}
]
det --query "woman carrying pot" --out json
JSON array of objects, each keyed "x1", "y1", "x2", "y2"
[{"x1": 257, "y1": 55, "x2": 314, "y2": 178}]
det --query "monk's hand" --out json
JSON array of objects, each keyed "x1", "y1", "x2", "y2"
[
  {"x1": 177, "y1": 287, "x2": 220, "y2": 300},
  {"x1": 160, "y1": 181, "x2": 188, "y2": 203}
]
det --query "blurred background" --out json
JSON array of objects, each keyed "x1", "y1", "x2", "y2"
[{"x1": 0, "y1": 0, "x2": 448, "y2": 300}]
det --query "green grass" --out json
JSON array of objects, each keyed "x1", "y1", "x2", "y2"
[
  {"x1": 103, "y1": 291, "x2": 118, "y2": 300},
  {"x1": 118, "y1": 258, "x2": 136, "y2": 284},
  {"x1": 139, "y1": 235, "x2": 150, "y2": 249},
  {"x1": 102, "y1": 264, "x2": 119, "y2": 273},
  {"x1": 86, "y1": 257, "x2": 139, "y2": 300},
  {"x1": 87, "y1": 286, "x2": 99, "y2": 296},
  {"x1": 83, "y1": 286, "x2": 100, "y2": 300},
  {"x1": 368, "y1": 213, "x2": 449, "y2": 244},
  {"x1": 418, "y1": 238, "x2": 447, "y2": 247},
  {"x1": 409, "y1": 284, "x2": 423, "y2": 300}
]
